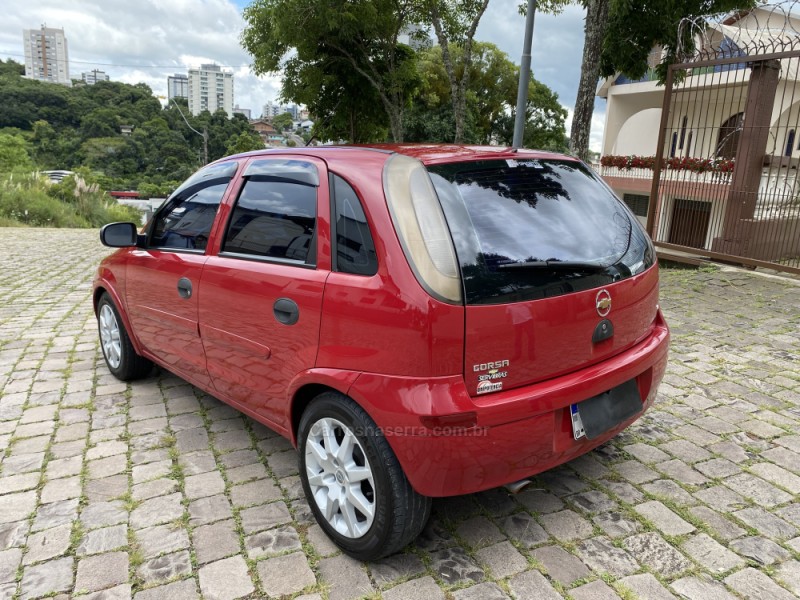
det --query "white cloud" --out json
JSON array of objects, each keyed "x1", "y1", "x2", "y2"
[
  {"x1": 1, "y1": 0, "x2": 604, "y2": 144},
  {"x1": 1, "y1": 0, "x2": 282, "y2": 116}
]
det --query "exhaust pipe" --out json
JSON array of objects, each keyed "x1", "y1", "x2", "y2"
[{"x1": 504, "y1": 479, "x2": 536, "y2": 494}]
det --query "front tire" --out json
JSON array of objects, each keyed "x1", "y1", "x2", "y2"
[
  {"x1": 97, "y1": 292, "x2": 152, "y2": 381},
  {"x1": 298, "y1": 392, "x2": 431, "y2": 560}
]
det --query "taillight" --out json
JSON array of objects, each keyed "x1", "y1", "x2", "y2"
[{"x1": 383, "y1": 154, "x2": 462, "y2": 303}]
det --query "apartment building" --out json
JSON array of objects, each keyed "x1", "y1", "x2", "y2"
[
  {"x1": 188, "y1": 64, "x2": 233, "y2": 117},
  {"x1": 23, "y1": 25, "x2": 71, "y2": 86}
]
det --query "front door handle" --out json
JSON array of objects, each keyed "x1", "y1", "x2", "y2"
[
  {"x1": 273, "y1": 298, "x2": 299, "y2": 325},
  {"x1": 177, "y1": 277, "x2": 193, "y2": 299}
]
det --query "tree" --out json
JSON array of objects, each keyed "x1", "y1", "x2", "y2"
[
  {"x1": 494, "y1": 78, "x2": 569, "y2": 150},
  {"x1": 0, "y1": 59, "x2": 24, "y2": 77},
  {"x1": 600, "y1": 0, "x2": 757, "y2": 83},
  {"x1": 281, "y1": 57, "x2": 391, "y2": 142},
  {"x1": 242, "y1": 0, "x2": 421, "y2": 142},
  {"x1": 404, "y1": 42, "x2": 567, "y2": 149},
  {"x1": 569, "y1": 0, "x2": 609, "y2": 161},
  {"x1": 423, "y1": 0, "x2": 492, "y2": 143},
  {"x1": 80, "y1": 108, "x2": 120, "y2": 139},
  {"x1": 0, "y1": 132, "x2": 34, "y2": 173},
  {"x1": 226, "y1": 131, "x2": 265, "y2": 155},
  {"x1": 272, "y1": 112, "x2": 294, "y2": 131}
]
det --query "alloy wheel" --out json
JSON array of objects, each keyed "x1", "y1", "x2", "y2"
[
  {"x1": 99, "y1": 304, "x2": 122, "y2": 369},
  {"x1": 304, "y1": 417, "x2": 376, "y2": 538}
]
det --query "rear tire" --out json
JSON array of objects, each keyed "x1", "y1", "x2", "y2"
[
  {"x1": 298, "y1": 392, "x2": 431, "y2": 560},
  {"x1": 97, "y1": 292, "x2": 152, "y2": 381}
]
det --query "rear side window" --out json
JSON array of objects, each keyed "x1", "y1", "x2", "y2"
[
  {"x1": 223, "y1": 176, "x2": 317, "y2": 264},
  {"x1": 332, "y1": 175, "x2": 377, "y2": 275},
  {"x1": 429, "y1": 159, "x2": 654, "y2": 304}
]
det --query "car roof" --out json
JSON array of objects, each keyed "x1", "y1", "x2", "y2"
[
  {"x1": 223, "y1": 144, "x2": 579, "y2": 167},
  {"x1": 359, "y1": 144, "x2": 577, "y2": 166}
]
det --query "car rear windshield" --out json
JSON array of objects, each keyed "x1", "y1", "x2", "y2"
[{"x1": 428, "y1": 159, "x2": 654, "y2": 305}]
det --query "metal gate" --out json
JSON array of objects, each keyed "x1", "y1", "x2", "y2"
[{"x1": 649, "y1": 3, "x2": 800, "y2": 274}]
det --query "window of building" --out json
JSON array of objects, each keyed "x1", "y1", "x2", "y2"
[
  {"x1": 223, "y1": 169, "x2": 318, "y2": 264},
  {"x1": 332, "y1": 175, "x2": 378, "y2": 275},
  {"x1": 786, "y1": 130, "x2": 795, "y2": 157},
  {"x1": 622, "y1": 193, "x2": 650, "y2": 217},
  {"x1": 679, "y1": 115, "x2": 688, "y2": 150},
  {"x1": 716, "y1": 112, "x2": 744, "y2": 159},
  {"x1": 670, "y1": 132, "x2": 678, "y2": 158}
]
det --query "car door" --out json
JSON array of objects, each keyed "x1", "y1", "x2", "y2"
[
  {"x1": 199, "y1": 157, "x2": 330, "y2": 427},
  {"x1": 126, "y1": 161, "x2": 240, "y2": 388}
]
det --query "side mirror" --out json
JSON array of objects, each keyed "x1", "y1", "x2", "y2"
[{"x1": 100, "y1": 222, "x2": 139, "y2": 247}]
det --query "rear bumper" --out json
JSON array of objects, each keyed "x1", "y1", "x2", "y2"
[{"x1": 347, "y1": 310, "x2": 670, "y2": 497}]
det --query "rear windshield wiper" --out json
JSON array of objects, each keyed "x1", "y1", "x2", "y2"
[{"x1": 497, "y1": 260, "x2": 609, "y2": 271}]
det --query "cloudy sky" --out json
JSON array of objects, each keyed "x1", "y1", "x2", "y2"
[{"x1": 0, "y1": 0, "x2": 605, "y2": 150}]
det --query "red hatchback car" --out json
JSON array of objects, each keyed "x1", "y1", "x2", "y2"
[{"x1": 94, "y1": 145, "x2": 669, "y2": 559}]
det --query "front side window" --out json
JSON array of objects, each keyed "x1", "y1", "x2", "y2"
[
  {"x1": 223, "y1": 176, "x2": 317, "y2": 264},
  {"x1": 150, "y1": 161, "x2": 238, "y2": 251}
]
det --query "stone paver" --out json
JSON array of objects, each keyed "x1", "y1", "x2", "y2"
[
  {"x1": 0, "y1": 231, "x2": 799, "y2": 598},
  {"x1": 198, "y1": 556, "x2": 254, "y2": 600},
  {"x1": 75, "y1": 552, "x2": 129, "y2": 593},
  {"x1": 318, "y1": 554, "x2": 374, "y2": 600},
  {"x1": 634, "y1": 500, "x2": 695, "y2": 536},
  {"x1": 19, "y1": 556, "x2": 73, "y2": 599},
  {"x1": 383, "y1": 576, "x2": 445, "y2": 600},
  {"x1": 256, "y1": 552, "x2": 316, "y2": 597},
  {"x1": 618, "y1": 573, "x2": 676, "y2": 600},
  {"x1": 193, "y1": 520, "x2": 240, "y2": 564}
]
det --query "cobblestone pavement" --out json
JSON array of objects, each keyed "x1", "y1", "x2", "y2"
[{"x1": 0, "y1": 228, "x2": 799, "y2": 600}]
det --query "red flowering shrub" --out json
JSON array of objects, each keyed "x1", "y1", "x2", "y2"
[{"x1": 600, "y1": 155, "x2": 734, "y2": 174}]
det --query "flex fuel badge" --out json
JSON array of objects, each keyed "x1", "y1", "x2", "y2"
[{"x1": 477, "y1": 381, "x2": 503, "y2": 394}]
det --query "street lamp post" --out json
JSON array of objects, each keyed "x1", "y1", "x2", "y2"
[
  {"x1": 513, "y1": 0, "x2": 537, "y2": 149},
  {"x1": 170, "y1": 99, "x2": 208, "y2": 165}
]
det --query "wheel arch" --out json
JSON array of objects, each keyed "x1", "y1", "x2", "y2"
[
  {"x1": 287, "y1": 369, "x2": 362, "y2": 446},
  {"x1": 290, "y1": 383, "x2": 333, "y2": 446},
  {"x1": 93, "y1": 283, "x2": 145, "y2": 356}
]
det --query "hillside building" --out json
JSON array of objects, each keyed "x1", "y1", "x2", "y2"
[
  {"x1": 167, "y1": 74, "x2": 189, "y2": 100},
  {"x1": 23, "y1": 25, "x2": 71, "y2": 86},
  {"x1": 188, "y1": 64, "x2": 234, "y2": 118}
]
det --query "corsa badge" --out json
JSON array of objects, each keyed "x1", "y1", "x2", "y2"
[{"x1": 596, "y1": 289, "x2": 611, "y2": 317}]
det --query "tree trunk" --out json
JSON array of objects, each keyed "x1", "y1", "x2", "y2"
[
  {"x1": 569, "y1": 0, "x2": 610, "y2": 162},
  {"x1": 427, "y1": 0, "x2": 490, "y2": 144},
  {"x1": 389, "y1": 108, "x2": 404, "y2": 143},
  {"x1": 440, "y1": 43, "x2": 464, "y2": 143}
]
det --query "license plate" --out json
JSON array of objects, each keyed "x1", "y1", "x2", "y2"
[
  {"x1": 570, "y1": 379, "x2": 642, "y2": 441},
  {"x1": 570, "y1": 404, "x2": 586, "y2": 440}
]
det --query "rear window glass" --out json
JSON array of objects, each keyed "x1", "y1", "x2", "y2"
[{"x1": 429, "y1": 159, "x2": 654, "y2": 304}]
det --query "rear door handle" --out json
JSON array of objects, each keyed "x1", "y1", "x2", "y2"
[
  {"x1": 273, "y1": 298, "x2": 299, "y2": 325},
  {"x1": 177, "y1": 277, "x2": 193, "y2": 299}
]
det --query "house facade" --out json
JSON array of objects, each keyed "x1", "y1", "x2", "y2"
[
  {"x1": 597, "y1": 6, "x2": 800, "y2": 266},
  {"x1": 249, "y1": 119, "x2": 284, "y2": 146}
]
